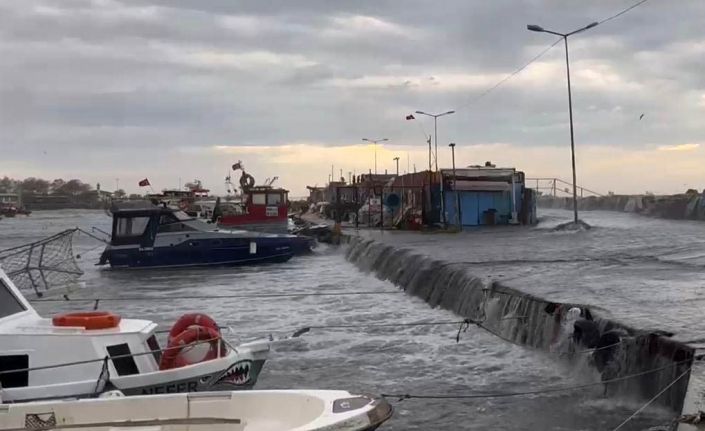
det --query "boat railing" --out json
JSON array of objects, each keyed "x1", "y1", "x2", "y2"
[{"x1": 0, "y1": 335, "x2": 236, "y2": 379}]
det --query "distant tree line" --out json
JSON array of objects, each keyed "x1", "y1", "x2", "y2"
[{"x1": 0, "y1": 176, "x2": 95, "y2": 195}]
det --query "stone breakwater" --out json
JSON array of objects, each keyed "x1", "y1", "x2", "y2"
[
  {"x1": 539, "y1": 194, "x2": 705, "y2": 221},
  {"x1": 344, "y1": 235, "x2": 694, "y2": 411}
]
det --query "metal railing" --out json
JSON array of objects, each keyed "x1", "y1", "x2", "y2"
[{"x1": 527, "y1": 177, "x2": 603, "y2": 198}]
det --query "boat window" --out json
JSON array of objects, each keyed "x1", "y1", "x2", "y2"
[
  {"x1": 107, "y1": 343, "x2": 139, "y2": 376},
  {"x1": 115, "y1": 216, "x2": 150, "y2": 237},
  {"x1": 173, "y1": 211, "x2": 193, "y2": 221},
  {"x1": 159, "y1": 214, "x2": 179, "y2": 225},
  {"x1": 0, "y1": 278, "x2": 27, "y2": 319},
  {"x1": 252, "y1": 193, "x2": 266, "y2": 205},
  {"x1": 157, "y1": 213, "x2": 197, "y2": 233},
  {"x1": 146, "y1": 335, "x2": 162, "y2": 364},
  {"x1": 266, "y1": 193, "x2": 282, "y2": 205},
  {"x1": 0, "y1": 355, "x2": 28, "y2": 388}
]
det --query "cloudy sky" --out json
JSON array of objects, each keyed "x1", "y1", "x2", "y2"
[{"x1": 1, "y1": 0, "x2": 704, "y2": 196}]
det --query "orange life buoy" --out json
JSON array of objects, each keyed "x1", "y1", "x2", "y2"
[
  {"x1": 159, "y1": 326, "x2": 222, "y2": 371},
  {"x1": 167, "y1": 313, "x2": 220, "y2": 344},
  {"x1": 52, "y1": 311, "x2": 121, "y2": 330}
]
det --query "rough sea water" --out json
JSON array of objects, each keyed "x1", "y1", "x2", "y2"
[{"x1": 0, "y1": 210, "x2": 684, "y2": 430}]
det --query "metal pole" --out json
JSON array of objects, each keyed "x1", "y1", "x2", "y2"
[
  {"x1": 564, "y1": 36, "x2": 579, "y2": 224},
  {"x1": 394, "y1": 157, "x2": 399, "y2": 176},
  {"x1": 434, "y1": 117, "x2": 438, "y2": 172},
  {"x1": 374, "y1": 143, "x2": 377, "y2": 175},
  {"x1": 436, "y1": 117, "x2": 446, "y2": 226},
  {"x1": 379, "y1": 186, "x2": 383, "y2": 231},
  {"x1": 450, "y1": 143, "x2": 460, "y2": 229},
  {"x1": 427, "y1": 136, "x2": 432, "y2": 173}
]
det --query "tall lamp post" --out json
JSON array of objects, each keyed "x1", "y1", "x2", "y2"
[
  {"x1": 393, "y1": 157, "x2": 400, "y2": 176},
  {"x1": 527, "y1": 21, "x2": 598, "y2": 225},
  {"x1": 449, "y1": 143, "x2": 461, "y2": 229},
  {"x1": 414, "y1": 110, "x2": 455, "y2": 173},
  {"x1": 362, "y1": 138, "x2": 389, "y2": 175},
  {"x1": 415, "y1": 110, "x2": 454, "y2": 226}
]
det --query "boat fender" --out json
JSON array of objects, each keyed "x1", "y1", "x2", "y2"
[
  {"x1": 573, "y1": 319, "x2": 600, "y2": 348},
  {"x1": 160, "y1": 326, "x2": 222, "y2": 370},
  {"x1": 593, "y1": 330, "x2": 622, "y2": 372},
  {"x1": 167, "y1": 313, "x2": 221, "y2": 344},
  {"x1": 52, "y1": 311, "x2": 121, "y2": 330}
]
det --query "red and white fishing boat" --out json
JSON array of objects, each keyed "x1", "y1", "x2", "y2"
[{"x1": 199, "y1": 162, "x2": 289, "y2": 234}]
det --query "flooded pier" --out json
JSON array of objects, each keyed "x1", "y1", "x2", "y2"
[{"x1": 342, "y1": 208, "x2": 705, "y2": 415}]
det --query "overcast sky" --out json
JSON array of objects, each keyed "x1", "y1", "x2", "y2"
[{"x1": 1, "y1": 0, "x2": 704, "y2": 196}]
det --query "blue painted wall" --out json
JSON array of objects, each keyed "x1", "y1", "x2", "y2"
[{"x1": 445, "y1": 190, "x2": 519, "y2": 226}]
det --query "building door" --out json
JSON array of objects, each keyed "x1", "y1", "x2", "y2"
[{"x1": 460, "y1": 192, "x2": 480, "y2": 226}]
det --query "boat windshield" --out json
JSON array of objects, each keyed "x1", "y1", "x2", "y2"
[
  {"x1": 172, "y1": 210, "x2": 193, "y2": 221},
  {"x1": 0, "y1": 278, "x2": 27, "y2": 319},
  {"x1": 115, "y1": 216, "x2": 150, "y2": 238},
  {"x1": 158, "y1": 212, "x2": 197, "y2": 233}
]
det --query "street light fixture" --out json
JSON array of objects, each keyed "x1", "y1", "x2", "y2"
[
  {"x1": 393, "y1": 157, "x2": 400, "y2": 176},
  {"x1": 414, "y1": 110, "x2": 455, "y2": 173},
  {"x1": 415, "y1": 110, "x2": 454, "y2": 226},
  {"x1": 362, "y1": 138, "x2": 389, "y2": 175},
  {"x1": 527, "y1": 21, "x2": 599, "y2": 225}
]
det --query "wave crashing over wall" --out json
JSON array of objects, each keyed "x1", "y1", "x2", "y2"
[{"x1": 345, "y1": 236, "x2": 694, "y2": 411}]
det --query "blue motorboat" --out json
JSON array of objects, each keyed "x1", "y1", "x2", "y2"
[{"x1": 98, "y1": 202, "x2": 313, "y2": 269}]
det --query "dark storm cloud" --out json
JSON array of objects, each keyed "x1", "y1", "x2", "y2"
[{"x1": 1, "y1": 0, "x2": 704, "y2": 164}]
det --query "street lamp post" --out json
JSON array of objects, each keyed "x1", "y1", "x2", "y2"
[
  {"x1": 415, "y1": 110, "x2": 454, "y2": 226},
  {"x1": 527, "y1": 21, "x2": 598, "y2": 225},
  {"x1": 449, "y1": 143, "x2": 461, "y2": 229},
  {"x1": 393, "y1": 157, "x2": 400, "y2": 176},
  {"x1": 414, "y1": 110, "x2": 455, "y2": 173},
  {"x1": 362, "y1": 138, "x2": 389, "y2": 175}
]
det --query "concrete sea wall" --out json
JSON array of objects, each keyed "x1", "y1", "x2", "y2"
[
  {"x1": 344, "y1": 235, "x2": 694, "y2": 411},
  {"x1": 539, "y1": 193, "x2": 705, "y2": 221}
]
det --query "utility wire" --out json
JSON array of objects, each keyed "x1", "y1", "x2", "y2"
[
  {"x1": 610, "y1": 366, "x2": 691, "y2": 431},
  {"x1": 30, "y1": 290, "x2": 404, "y2": 305},
  {"x1": 455, "y1": 0, "x2": 652, "y2": 111},
  {"x1": 455, "y1": 37, "x2": 562, "y2": 110},
  {"x1": 382, "y1": 360, "x2": 691, "y2": 401},
  {"x1": 599, "y1": 0, "x2": 650, "y2": 25}
]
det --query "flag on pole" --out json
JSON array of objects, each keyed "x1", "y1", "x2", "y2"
[
  {"x1": 138, "y1": 178, "x2": 150, "y2": 187},
  {"x1": 405, "y1": 114, "x2": 415, "y2": 120}
]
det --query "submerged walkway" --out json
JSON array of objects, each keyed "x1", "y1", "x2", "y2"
[{"x1": 347, "y1": 208, "x2": 705, "y2": 343}]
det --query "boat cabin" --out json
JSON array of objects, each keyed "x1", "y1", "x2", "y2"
[
  {"x1": 0, "y1": 267, "x2": 160, "y2": 401},
  {"x1": 245, "y1": 187, "x2": 288, "y2": 213},
  {"x1": 108, "y1": 202, "x2": 199, "y2": 247}
]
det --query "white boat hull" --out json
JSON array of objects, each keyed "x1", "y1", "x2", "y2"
[
  {"x1": 1, "y1": 343, "x2": 269, "y2": 403},
  {"x1": 0, "y1": 390, "x2": 392, "y2": 431}
]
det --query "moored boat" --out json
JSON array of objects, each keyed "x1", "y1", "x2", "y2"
[
  {"x1": 0, "y1": 267, "x2": 270, "y2": 403},
  {"x1": 0, "y1": 389, "x2": 392, "y2": 430},
  {"x1": 98, "y1": 201, "x2": 312, "y2": 269}
]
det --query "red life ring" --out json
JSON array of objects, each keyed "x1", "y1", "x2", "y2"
[
  {"x1": 159, "y1": 326, "x2": 222, "y2": 371},
  {"x1": 53, "y1": 311, "x2": 121, "y2": 330},
  {"x1": 167, "y1": 313, "x2": 220, "y2": 344}
]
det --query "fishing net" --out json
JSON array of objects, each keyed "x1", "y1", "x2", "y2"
[{"x1": 0, "y1": 229, "x2": 83, "y2": 295}]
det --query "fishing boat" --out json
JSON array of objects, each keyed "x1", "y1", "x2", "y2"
[
  {"x1": 0, "y1": 267, "x2": 270, "y2": 403},
  {"x1": 98, "y1": 201, "x2": 312, "y2": 269},
  {"x1": 199, "y1": 162, "x2": 289, "y2": 234},
  {"x1": 0, "y1": 389, "x2": 392, "y2": 431}
]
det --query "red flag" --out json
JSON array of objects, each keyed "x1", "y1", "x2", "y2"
[
  {"x1": 138, "y1": 178, "x2": 150, "y2": 187},
  {"x1": 405, "y1": 114, "x2": 415, "y2": 120}
]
